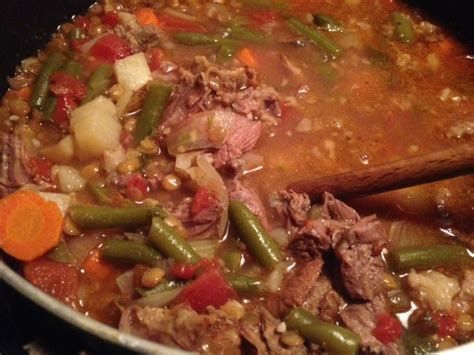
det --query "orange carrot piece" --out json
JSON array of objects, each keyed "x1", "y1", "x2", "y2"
[
  {"x1": 82, "y1": 249, "x2": 114, "y2": 281},
  {"x1": 16, "y1": 86, "x2": 32, "y2": 101},
  {"x1": 0, "y1": 190, "x2": 63, "y2": 261},
  {"x1": 237, "y1": 48, "x2": 257, "y2": 68},
  {"x1": 134, "y1": 7, "x2": 160, "y2": 27}
]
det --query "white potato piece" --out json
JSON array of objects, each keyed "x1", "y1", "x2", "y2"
[
  {"x1": 70, "y1": 96, "x2": 122, "y2": 160},
  {"x1": 114, "y1": 52, "x2": 151, "y2": 91},
  {"x1": 38, "y1": 192, "x2": 71, "y2": 215},
  {"x1": 52, "y1": 165, "x2": 86, "y2": 193},
  {"x1": 41, "y1": 135, "x2": 75, "y2": 163},
  {"x1": 408, "y1": 270, "x2": 460, "y2": 311}
]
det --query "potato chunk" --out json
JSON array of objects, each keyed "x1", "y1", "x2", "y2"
[
  {"x1": 70, "y1": 96, "x2": 122, "y2": 160},
  {"x1": 114, "y1": 52, "x2": 151, "y2": 91}
]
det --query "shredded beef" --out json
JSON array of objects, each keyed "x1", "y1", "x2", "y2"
[
  {"x1": 1, "y1": 133, "x2": 32, "y2": 196},
  {"x1": 119, "y1": 304, "x2": 240, "y2": 352},
  {"x1": 302, "y1": 275, "x2": 345, "y2": 323},
  {"x1": 322, "y1": 191, "x2": 360, "y2": 222},
  {"x1": 281, "y1": 258, "x2": 324, "y2": 308},
  {"x1": 271, "y1": 189, "x2": 311, "y2": 228},
  {"x1": 240, "y1": 306, "x2": 305, "y2": 355}
]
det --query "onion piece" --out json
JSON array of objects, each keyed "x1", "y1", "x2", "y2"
[
  {"x1": 135, "y1": 287, "x2": 184, "y2": 307},
  {"x1": 188, "y1": 239, "x2": 218, "y2": 259},
  {"x1": 38, "y1": 192, "x2": 71, "y2": 216},
  {"x1": 115, "y1": 88, "x2": 133, "y2": 117},
  {"x1": 66, "y1": 234, "x2": 102, "y2": 265},
  {"x1": 389, "y1": 221, "x2": 452, "y2": 249},
  {"x1": 162, "y1": 7, "x2": 197, "y2": 22},
  {"x1": 270, "y1": 228, "x2": 290, "y2": 247},
  {"x1": 80, "y1": 34, "x2": 107, "y2": 54},
  {"x1": 116, "y1": 270, "x2": 135, "y2": 297}
]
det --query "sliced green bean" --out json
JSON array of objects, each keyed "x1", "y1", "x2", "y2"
[
  {"x1": 69, "y1": 205, "x2": 164, "y2": 230},
  {"x1": 42, "y1": 96, "x2": 57, "y2": 121},
  {"x1": 217, "y1": 43, "x2": 238, "y2": 64},
  {"x1": 313, "y1": 14, "x2": 341, "y2": 32},
  {"x1": 222, "y1": 251, "x2": 244, "y2": 272},
  {"x1": 287, "y1": 17, "x2": 343, "y2": 58},
  {"x1": 387, "y1": 245, "x2": 473, "y2": 272},
  {"x1": 136, "y1": 279, "x2": 185, "y2": 297},
  {"x1": 101, "y1": 239, "x2": 161, "y2": 265},
  {"x1": 226, "y1": 274, "x2": 263, "y2": 295},
  {"x1": 173, "y1": 32, "x2": 221, "y2": 45},
  {"x1": 229, "y1": 200, "x2": 282, "y2": 269},
  {"x1": 286, "y1": 308, "x2": 361, "y2": 355},
  {"x1": 30, "y1": 52, "x2": 66, "y2": 110},
  {"x1": 229, "y1": 25, "x2": 266, "y2": 44},
  {"x1": 62, "y1": 60, "x2": 83, "y2": 79},
  {"x1": 148, "y1": 216, "x2": 201, "y2": 264},
  {"x1": 134, "y1": 83, "x2": 173, "y2": 142},
  {"x1": 82, "y1": 64, "x2": 114, "y2": 104},
  {"x1": 87, "y1": 183, "x2": 113, "y2": 205},
  {"x1": 392, "y1": 12, "x2": 415, "y2": 44}
]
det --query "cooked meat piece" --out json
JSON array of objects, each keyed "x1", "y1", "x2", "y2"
[
  {"x1": 303, "y1": 275, "x2": 345, "y2": 322},
  {"x1": 340, "y1": 297, "x2": 400, "y2": 355},
  {"x1": 240, "y1": 306, "x2": 305, "y2": 355},
  {"x1": 1, "y1": 133, "x2": 32, "y2": 196},
  {"x1": 272, "y1": 189, "x2": 311, "y2": 227},
  {"x1": 281, "y1": 258, "x2": 324, "y2": 307},
  {"x1": 322, "y1": 191, "x2": 360, "y2": 222},
  {"x1": 119, "y1": 304, "x2": 241, "y2": 352},
  {"x1": 337, "y1": 244, "x2": 385, "y2": 301},
  {"x1": 229, "y1": 179, "x2": 269, "y2": 227},
  {"x1": 454, "y1": 270, "x2": 474, "y2": 313},
  {"x1": 221, "y1": 86, "x2": 281, "y2": 118},
  {"x1": 213, "y1": 117, "x2": 262, "y2": 169}
]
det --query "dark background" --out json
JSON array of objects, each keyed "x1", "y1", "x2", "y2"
[{"x1": 0, "y1": 0, "x2": 473, "y2": 354}]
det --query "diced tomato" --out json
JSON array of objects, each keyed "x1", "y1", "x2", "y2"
[
  {"x1": 126, "y1": 174, "x2": 148, "y2": 200},
  {"x1": 49, "y1": 72, "x2": 87, "y2": 100},
  {"x1": 82, "y1": 249, "x2": 115, "y2": 281},
  {"x1": 29, "y1": 157, "x2": 53, "y2": 182},
  {"x1": 250, "y1": 10, "x2": 279, "y2": 26},
  {"x1": 90, "y1": 34, "x2": 132, "y2": 63},
  {"x1": 24, "y1": 258, "x2": 80, "y2": 306},
  {"x1": 155, "y1": 14, "x2": 207, "y2": 33},
  {"x1": 101, "y1": 11, "x2": 120, "y2": 28},
  {"x1": 173, "y1": 268, "x2": 237, "y2": 313},
  {"x1": 52, "y1": 95, "x2": 76, "y2": 129},
  {"x1": 373, "y1": 314, "x2": 403, "y2": 345},
  {"x1": 191, "y1": 187, "x2": 218, "y2": 216},
  {"x1": 73, "y1": 16, "x2": 91, "y2": 30},
  {"x1": 171, "y1": 258, "x2": 220, "y2": 280},
  {"x1": 436, "y1": 313, "x2": 457, "y2": 338},
  {"x1": 148, "y1": 47, "x2": 163, "y2": 71}
]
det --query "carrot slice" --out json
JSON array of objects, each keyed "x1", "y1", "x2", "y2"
[
  {"x1": 82, "y1": 249, "x2": 114, "y2": 281},
  {"x1": 237, "y1": 48, "x2": 257, "y2": 68},
  {"x1": 0, "y1": 190, "x2": 63, "y2": 261},
  {"x1": 16, "y1": 86, "x2": 32, "y2": 101},
  {"x1": 134, "y1": 7, "x2": 160, "y2": 27}
]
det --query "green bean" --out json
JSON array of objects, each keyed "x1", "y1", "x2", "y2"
[
  {"x1": 69, "y1": 205, "x2": 164, "y2": 230},
  {"x1": 30, "y1": 52, "x2": 66, "y2": 110},
  {"x1": 286, "y1": 308, "x2": 361, "y2": 355},
  {"x1": 82, "y1": 64, "x2": 114, "y2": 104},
  {"x1": 101, "y1": 239, "x2": 161, "y2": 265},
  {"x1": 229, "y1": 200, "x2": 282, "y2": 269},
  {"x1": 47, "y1": 241, "x2": 75, "y2": 264},
  {"x1": 229, "y1": 25, "x2": 266, "y2": 44},
  {"x1": 226, "y1": 274, "x2": 263, "y2": 295},
  {"x1": 42, "y1": 96, "x2": 57, "y2": 121},
  {"x1": 173, "y1": 32, "x2": 221, "y2": 45},
  {"x1": 68, "y1": 27, "x2": 84, "y2": 41},
  {"x1": 287, "y1": 17, "x2": 343, "y2": 58},
  {"x1": 134, "y1": 83, "x2": 173, "y2": 142},
  {"x1": 392, "y1": 12, "x2": 415, "y2": 44},
  {"x1": 313, "y1": 14, "x2": 341, "y2": 32},
  {"x1": 87, "y1": 183, "x2": 113, "y2": 205},
  {"x1": 136, "y1": 279, "x2": 185, "y2": 297},
  {"x1": 148, "y1": 216, "x2": 201, "y2": 264},
  {"x1": 61, "y1": 60, "x2": 83, "y2": 79},
  {"x1": 222, "y1": 251, "x2": 243, "y2": 272},
  {"x1": 387, "y1": 245, "x2": 473, "y2": 272},
  {"x1": 217, "y1": 43, "x2": 237, "y2": 64}
]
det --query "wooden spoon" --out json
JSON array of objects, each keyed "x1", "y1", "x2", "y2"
[{"x1": 288, "y1": 144, "x2": 474, "y2": 201}]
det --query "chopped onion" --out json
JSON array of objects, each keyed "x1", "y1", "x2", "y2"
[
  {"x1": 80, "y1": 34, "x2": 107, "y2": 54},
  {"x1": 162, "y1": 7, "x2": 197, "y2": 21},
  {"x1": 38, "y1": 192, "x2": 71, "y2": 216},
  {"x1": 389, "y1": 221, "x2": 452, "y2": 249},
  {"x1": 270, "y1": 228, "x2": 290, "y2": 247},
  {"x1": 116, "y1": 270, "x2": 135, "y2": 296},
  {"x1": 188, "y1": 239, "x2": 218, "y2": 259},
  {"x1": 135, "y1": 287, "x2": 184, "y2": 307},
  {"x1": 266, "y1": 262, "x2": 288, "y2": 293},
  {"x1": 103, "y1": 144, "x2": 126, "y2": 173},
  {"x1": 115, "y1": 88, "x2": 133, "y2": 117},
  {"x1": 51, "y1": 165, "x2": 86, "y2": 193},
  {"x1": 66, "y1": 234, "x2": 102, "y2": 265},
  {"x1": 295, "y1": 118, "x2": 312, "y2": 133}
]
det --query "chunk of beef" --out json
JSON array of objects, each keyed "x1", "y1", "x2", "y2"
[
  {"x1": 303, "y1": 275, "x2": 345, "y2": 323},
  {"x1": 340, "y1": 297, "x2": 400, "y2": 355},
  {"x1": 271, "y1": 189, "x2": 311, "y2": 228},
  {"x1": 240, "y1": 306, "x2": 305, "y2": 355},
  {"x1": 119, "y1": 304, "x2": 240, "y2": 352},
  {"x1": 322, "y1": 191, "x2": 360, "y2": 222},
  {"x1": 280, "y1": 258, "x2": 324, "y2": 307},
  {"x1": 229, "y1": 179, "x2": 269, "y2": 229},
  {"x1": 337, "y1": 244, "x2": 385, "y2": 301},
  {"x1": 115, "y1": 12, "x2": 165, "y2": 51},
  {"x1": 1, "y1": 133, "x2": 32, "y2": 196},
  {"x1": 220, "y1": 86, "x2": 281, "y2": 118},
  {"x1": 213, "y1": 117, "x2": 262, "y2": 169}
]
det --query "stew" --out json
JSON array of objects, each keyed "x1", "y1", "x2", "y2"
[{"x1": 0, "y1": 0, "x2": 473, "y2": 354}]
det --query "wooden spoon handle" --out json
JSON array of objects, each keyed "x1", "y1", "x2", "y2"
[{"x1": 289, "y1": 144, "x2": 474, "y2": 201}]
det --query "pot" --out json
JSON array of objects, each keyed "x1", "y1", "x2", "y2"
[{"x1": 0, "y1": 0, "x2": 472, "y2": 353}]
